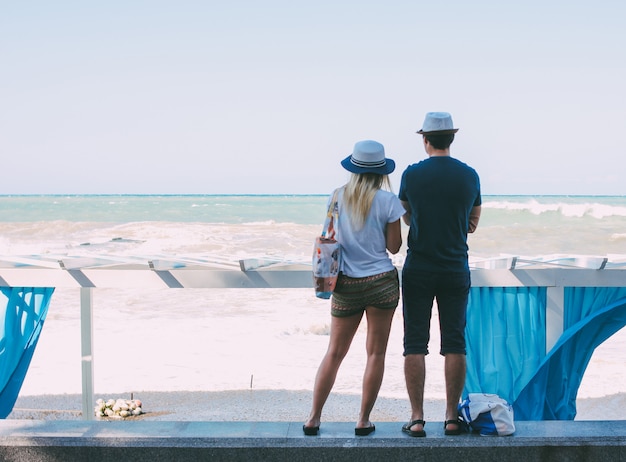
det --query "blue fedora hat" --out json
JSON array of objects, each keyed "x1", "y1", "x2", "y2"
[{"x1": 341, "y1": 140, "x2": 396, "y2": 175}]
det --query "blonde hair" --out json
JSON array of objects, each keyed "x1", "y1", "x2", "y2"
[{"x1": 343, "y1": 173, "x2": 392, "y2": 230}]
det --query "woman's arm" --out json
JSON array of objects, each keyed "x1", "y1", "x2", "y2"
[
  {"x1": 385, "y1": 219, "x2": 402, "y2": 254},
  {"x1": 400, "y1": 200, "x2": 411, "y2": 226}
]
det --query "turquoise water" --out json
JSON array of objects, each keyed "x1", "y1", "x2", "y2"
[
  {"x1": 0, "y1": 195, "x2": 328, "y2": 224},
  {"x1": 1, "y1": 194, "x2": 625, "y2": 258},
  {"x1": 2, "y1": 194, "x2": 625, "y2": 224}
]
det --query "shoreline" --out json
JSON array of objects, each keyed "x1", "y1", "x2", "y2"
[{"x1": 10, "y1": 390, "x2": 626, "y2": 422}]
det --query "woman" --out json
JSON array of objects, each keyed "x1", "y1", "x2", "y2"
[{"x1": 303, "y1": 140, "x2": 405, "y2": 436}]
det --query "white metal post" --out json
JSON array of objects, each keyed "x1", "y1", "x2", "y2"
[
  {"x1": 80, "y1": 287, "x2": 94, "y2": 420},
  {"x1": 546, "y1": 286, "x2": 565, "y2": 353}
]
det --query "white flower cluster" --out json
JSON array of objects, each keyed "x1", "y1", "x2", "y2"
[{"x1": 95, "y1": 398, "x2": 143, "y2": 418}]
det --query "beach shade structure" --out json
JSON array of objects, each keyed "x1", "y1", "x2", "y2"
[
  {"x1": 464, "y1": 284, "x2": 626, "y2": 420},
  {"x1": 0, "y1": 287, "x2": 54, "y2": 418}
]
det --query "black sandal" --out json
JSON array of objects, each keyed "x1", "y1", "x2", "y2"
[
  {"x1": 402, "y1": 419, "x2": 426, "y2": 437},
  {"x1": 302, "y1": 425, "x2": 319, "y2": 436},
  {"x1": 443, "y1": 419, "x2": 463, "y2": 435},
  {"x1": 355, "y1": 424, "x2": 375, "y2": 436}
]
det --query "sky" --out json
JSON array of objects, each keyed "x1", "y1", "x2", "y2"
[{"x1": 1, "y1": 1, "x2": 625, "y2": 195}]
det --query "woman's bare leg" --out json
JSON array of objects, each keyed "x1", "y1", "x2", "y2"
[
  {"x1": 304, "y1": 312, "x2": 363, "y2": 429},
  {"x1": 356, "y1": 307, "x2": 396, "y2": 429}
]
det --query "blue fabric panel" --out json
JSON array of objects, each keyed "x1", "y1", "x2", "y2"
[
  {"x1": 564, "y1": 287, "x2": 626, "y2": 328},
  {"x1": 464, "y1": 286, "x2": 546, "y2": 405},
  {"x1": 0, "y1": 287, "x2": 54, "y2": 419},
  {"x1": 513, "y1": 296, "x2": 626, "y2": 420}
]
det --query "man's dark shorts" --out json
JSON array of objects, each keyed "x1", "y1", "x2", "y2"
[{"x1": 402, "y1": 268, "x2": 470, "y2": 356}]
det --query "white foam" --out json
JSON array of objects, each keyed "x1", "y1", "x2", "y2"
[{"x1": 483, "y1": 199, "x2": 626, "y2": 218}]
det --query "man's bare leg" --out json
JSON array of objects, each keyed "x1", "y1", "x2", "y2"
[
  {"x1": 443, "y1": 353, "x2": 466, "y2": 432},
  {"x1": 404, "y1": 354, "x2": 426, "y2": 433}
]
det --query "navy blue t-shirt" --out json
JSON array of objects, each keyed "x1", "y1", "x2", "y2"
[{"x1": 399, "y1": 156, "x2": 481, "y2": 272}]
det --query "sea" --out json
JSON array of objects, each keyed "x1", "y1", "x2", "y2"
[{"x1": 1, "y1": 194, "x2": 626, "y2": 419}]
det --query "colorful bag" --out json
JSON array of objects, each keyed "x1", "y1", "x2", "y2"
[
  {"x1": 312, "y1": 189, "x2": 342, "y2": 299},
  {"x1": 458, "y1": 393, "x2": 515, "y2": 436}
]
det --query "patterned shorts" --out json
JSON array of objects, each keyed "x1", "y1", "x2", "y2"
[{"x1": 331, "y1": 268, "x2": 400, "y2": 317}]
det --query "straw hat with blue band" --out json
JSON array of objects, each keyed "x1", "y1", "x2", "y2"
[{"x1": 341, "y1": 140, "x2": 396, "y2": 175}]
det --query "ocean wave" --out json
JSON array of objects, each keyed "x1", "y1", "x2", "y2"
[
  {"x1": 483, "y1": 199, "x2": 626, "y2": 218},
  {"x1": 242, "y1": 220, "x2": 278, "y2": 226}
]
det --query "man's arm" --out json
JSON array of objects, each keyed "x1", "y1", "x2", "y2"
[{"x1": 468, "y1": 205, "x2": 481, "y2": 233}]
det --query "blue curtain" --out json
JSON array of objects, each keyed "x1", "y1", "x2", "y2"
[
  {"x1": 564, "y1": 287, "x2": 626, "y2": 328},
  {"x1": 513, "y1": 296, "x2": 626, "y2": 420},
  {"x1": 465, "y1": 285, "x2": 626, "y2": 420},
  {"x1": 0, "y1": 287, "x2": 54, "y2": 418},
  {"x1": 464, "y1": 286, "x2": 546, "y2": 405}
]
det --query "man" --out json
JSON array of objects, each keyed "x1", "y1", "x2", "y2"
[{"x1": 399, "y1": 112, "x2": 481, "y2": 437}]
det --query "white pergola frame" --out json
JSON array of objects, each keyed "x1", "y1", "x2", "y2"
[{"x1": 1, "y1": 254, "x2": 625, "y2": 420}]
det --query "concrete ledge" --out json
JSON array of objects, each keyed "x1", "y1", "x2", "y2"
[{"x1": 0, "y1": 420, "x2": 625, "y2": 461}]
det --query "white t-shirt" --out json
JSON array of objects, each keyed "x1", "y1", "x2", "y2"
[{"x1": 331, "y1": 188, "x2": 405, "y2": 278}]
